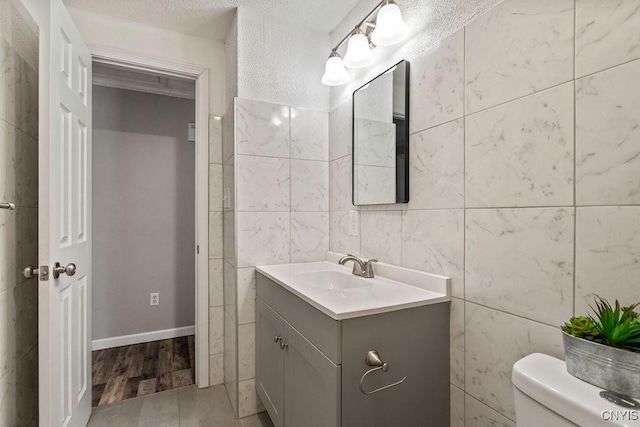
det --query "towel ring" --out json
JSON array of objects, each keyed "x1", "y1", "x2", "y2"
[{"x1": 359, "y1": 350, "x2": 407, "y2": 395}]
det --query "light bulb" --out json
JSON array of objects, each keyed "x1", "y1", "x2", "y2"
[
  {"x1": 371, "y1": 1, "x2": 409, "y2": 47},
  {"x1": 343, "y1": 31, "x2": 374, "y2": 69},
  {"x1": 321, "y1": 52, "x2": 349, "y2": 86}
]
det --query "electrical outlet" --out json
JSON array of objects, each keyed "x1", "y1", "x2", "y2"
[
  {"x1": 150, "y1": 293, "x2": 159, "y2": 306},
  {"x1": 349, "y1": 210, "x2": 359, "y2": 236}
]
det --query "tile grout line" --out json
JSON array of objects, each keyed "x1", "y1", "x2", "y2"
[{"x1": 572, "y1": 0, "x2": 578, "y2": 318}]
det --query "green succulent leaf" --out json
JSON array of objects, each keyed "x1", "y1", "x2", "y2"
[{"x1": 588, "y1": 296, "x2": 640, "y2": 350}]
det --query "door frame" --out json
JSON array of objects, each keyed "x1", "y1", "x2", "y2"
[{"x1": 89, "y1": 45, "x2": 211, "y2": 387}]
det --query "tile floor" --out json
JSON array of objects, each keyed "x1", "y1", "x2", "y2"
[
  {"x1": 93, "y1": 336, "x2": 196, "y2": 406},
  {"x1": 87, "y1": 385, "x2": 274, "y2": 427}
]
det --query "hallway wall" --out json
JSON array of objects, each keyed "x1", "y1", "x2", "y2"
[
  {"x1": 0, "y1": 0, "x2": 39, "y2": 424},
  {"x1": 92, "y1": 86, "x2": 196, "y2": 344}
]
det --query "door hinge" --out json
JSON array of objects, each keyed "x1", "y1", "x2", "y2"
[
  {"x1": 40, "y1": 265, "x2": 49, "y2": 281},
  {"x1": 197, "y1": 245, "x2": 200, "y2": 254}
]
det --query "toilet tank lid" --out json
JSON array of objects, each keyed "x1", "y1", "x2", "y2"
[{"x1": 512, "y1": 353, "x2": 640, "y2": 427}]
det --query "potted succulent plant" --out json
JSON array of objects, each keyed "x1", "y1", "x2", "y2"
[{"x1": 561, "y1": 296, "x2": 640, "y2": 397}]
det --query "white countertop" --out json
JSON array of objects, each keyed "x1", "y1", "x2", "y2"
[{"x1": 256, "y1": 254, "x2": 450, "y2": 320}]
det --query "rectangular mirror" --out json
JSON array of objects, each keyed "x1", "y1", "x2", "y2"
[{"x1": 353, "y1": 60, "x2": 410, "y2": 205}]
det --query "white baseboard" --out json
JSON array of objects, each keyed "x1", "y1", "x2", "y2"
[{"x1": 92, "y1": 325, "x2": 195, "y2": 351}]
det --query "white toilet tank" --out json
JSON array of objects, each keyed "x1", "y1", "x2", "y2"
[{"x1": 512, "y1": 353, "x2": 640, "y2": 427}]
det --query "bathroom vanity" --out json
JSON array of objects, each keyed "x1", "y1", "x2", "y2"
[{"x1": 255, "y1": 253, "x2": 450, "y2": 427}]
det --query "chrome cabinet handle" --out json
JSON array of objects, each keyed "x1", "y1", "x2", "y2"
[
  {"x1": 53, "y1": 262, "x2": 76, "y2": 279},
  {"x1": 280, "y1": 341, "x2": 289, "y2": 350},
  {"x1": 0, "y1": 202, "x2": 15, "y2": 210},
  {"x1": 359, "y1": 350, "x2": 407, "y2": 395},
  {"x1": 274, "y1": 335, "x2": 282, "y2": 343}
]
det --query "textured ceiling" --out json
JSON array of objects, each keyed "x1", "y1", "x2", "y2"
[{"x1": 63, "y1": 0, "x2": 362, "y2": 41}]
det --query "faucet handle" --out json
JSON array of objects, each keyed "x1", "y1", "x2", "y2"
[{"x1": 363, "y1": 259, "x2": 377, "y2": 278}]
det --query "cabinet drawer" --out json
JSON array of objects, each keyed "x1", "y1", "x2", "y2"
[{"x1": 257, "y1": 272, "x2": 342, "y2": 364}]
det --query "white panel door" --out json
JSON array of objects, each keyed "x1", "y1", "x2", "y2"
[{"x1": 39, "y1": 0, "x2": 92, "y2": 425}]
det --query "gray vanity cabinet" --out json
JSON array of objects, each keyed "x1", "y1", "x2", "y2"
[
  {"x1": 256, "y1": 298, "x2": 341, "y2": 427},
  {"x1": 256, "y1": 272, "x2": 449, "y2": 427},
  {"x1": 256, "y1": 299, "x2": 285, "y2": 427}
]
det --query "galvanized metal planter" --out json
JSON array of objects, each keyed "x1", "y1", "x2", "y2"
[{"x1": 562, "y1": 331, "x2": 640, "y2": 397}]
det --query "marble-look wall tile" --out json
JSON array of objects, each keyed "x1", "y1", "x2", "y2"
[
  {"x1": 466, "y1": 83, "x2": 574, "y2": 208},
  {"x1": 209, "y1": 306, "x2": 224, "y2": 355},
  {"x1": 354, "y1": 118, "x2": 395, "y2": 168},
  {"x1": 237, "y1": 212, "x2": 290, "y2": 268},
  {"x1": 291, "y1": 212, "x2": 329, "y2": 263},
  {"x1": 20, "y1": 58, "x2": 37, "y2": 139},
  {"x1": 410, "y1": 29, "x2": 464, "y2": 133},
  {"x1": 209, "y1": 353, "x2": 224, "y2": 386},
  {"x1": 208, "y1": 259, "x2": 223, "y2": 308},
  {"x1": 209, "y1": 164, "x2": 223, "y2": 212},
  {"x1": 20, "y1": 132, "x2": 37, "y2": 208},
  {"x1": 236, "y1": 156, "x2": 290, "y2": 212},
  {"x1": 0, "y1": 287, "x2": 18, "y2": 378},
  {"x1": 330, "y1": 156, "x2": 352, "y2": 212},
  {"x1": 354, "y1": 165, "x2": 395, "y2": 206},
  {"x1": 0, "y1": 367, "x2": 17, "y2": 425},
  {"x1": 238, "y1": 322, "x2": 255, "y2": 381},
  {"x1": 330, "y1": 101, "x2": 352, "y2": 161},
  {"x1": 465, "y1": 393, "x2": 515, "y2": 427},
  {"x1": 291, "y1": 108, "x2": 329, "y2": 161},
  {"x1": 401, "y1": 209, "x2": 464, "y2": 298},
  {"x1": 223, "y1": 101, "x2": 235, "y2": 163},
  {"x1": 450, "y1": 385, "x2": 465, "y2": 427},
  {"x1": 360, "y1": 211, "x2": 402, "y2": 266},
  {"x1": 576, "y1": 60, "x2": 640, "y2": 205},
  {"x1": 0, "y1": 207, "x2": 18, "y2": 292},
  {"x1": 0, "y1": 39, "x2": 21, "y2": 128},
  {"x1": 450, "y1": 298, "x2": 464, "y2": 389},
  {"x1": 408, "y1": 118, "x2": 464, "y2": 210},
  {"x1": 576, "y1": 207, "x2": 640, "y2": 314},
  {"x1": 209, "y1": 115, "x2": 222, "y2": 164},
  {"x1": 466, "y1": 208, "x2": 574, "y2": 326},
  {"x1": 208, "y1": 212, "x2": 223, "y2": 259},
  {"x1": 223, "y1": 163, "x2": 234, "y2": 214},
  {"x1": 223, "y1": 211, "x2": 235, "y2": 266},
  {"x1": 329, "y1": 210, "x2": 360, "y2": 256},
  {"x1": 236, "y1": 99, "x2": 289, "y2": 157},
  {"x1": 464, "y1": 302, "x2": 564, "y2": 420},
  {"x1": 16, "y1": 345, "x2": 37, "y2": 425},
  {"x1": 238, "y1": 378, "x2": 265, "y2": 418},
  {"x1": 0, "y1": 120, "x2": 18, "y2": 208},
  {"x1": 576, "y1": 0, "x2": 640, "y2": 78},
  {"x1": 465, "y1": 0, "x2": 574, "y2": 114},
  {"x1": 223, "y1": 261, "x2": 237, "y2": 313},
  {"x1": 237, "y1": 268, "x2": 256, "y2": 326},
  {"x1": 291, "y1": 160, "x2": 329, "y2": 212}
]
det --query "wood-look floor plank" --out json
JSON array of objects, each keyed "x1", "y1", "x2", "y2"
[
  {"x1": 91, "y1": 335, "x2": 196, "y2": 407},
  {"x1": 92, "y1": 347, "x2": 119, "y2": 386},
  {"x1": 172, "y1": 336, "x2": 190, "y2": 371},
  {"x1": 157, "y1": 339, "x2": 173, "y2": 375},
  {"x1": 127, "y1": 343, "x2": 145, "y2": 378},
  {"x1": 157, "y1": 372, "x2": 173, "y2": 392},
  {"x1": 172, "y1": 369, "x2": 194, "y2": 388},
  {"x1": 137, "y1": 378, "x2": 157, "y2": 397}
]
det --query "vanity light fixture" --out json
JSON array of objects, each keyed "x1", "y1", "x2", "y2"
[
  {"x1": 321, "y1": 0, "x2": 409, "y2": 86},
  {"x1": 343, "y1": 28, "x2": 375, "y2": 69},
  {"x1": 321, "y1": 50, "x2": 350, "y2": 86}
]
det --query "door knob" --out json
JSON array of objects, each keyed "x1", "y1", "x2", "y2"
[
  {"x1": 53, "y1": 262, "x2": 76, "y2": 279},
  {"x1": 22, "y1": 265, "x2": 38, "y2": 279}
]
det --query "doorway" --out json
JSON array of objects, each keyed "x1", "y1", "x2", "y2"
[
  {"x1": 87, "y1": 58, "x2": 210, "y2": 408},
  {"x1": 90, "y1": 63, "x2": 197, "y2": 406}
]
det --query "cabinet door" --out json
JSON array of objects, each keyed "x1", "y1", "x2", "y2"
[
  {"x1": 257, "y1": 298, "x2": 285, "y2": 427},
  {"x1": 284, "y1": 324, "x2": 341, "y2": 427}
]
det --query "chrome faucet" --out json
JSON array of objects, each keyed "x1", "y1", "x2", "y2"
[{"x1": 339, "y1": 254, "x2": 377, "y2": 278}]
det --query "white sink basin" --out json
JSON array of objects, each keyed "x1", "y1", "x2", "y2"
[
  {"x1": 256, "y1": 252, "x2": 451, "y2": 320},
  {"x1": 295, "y1": 270, "x2": 373, "y2": 290}
]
